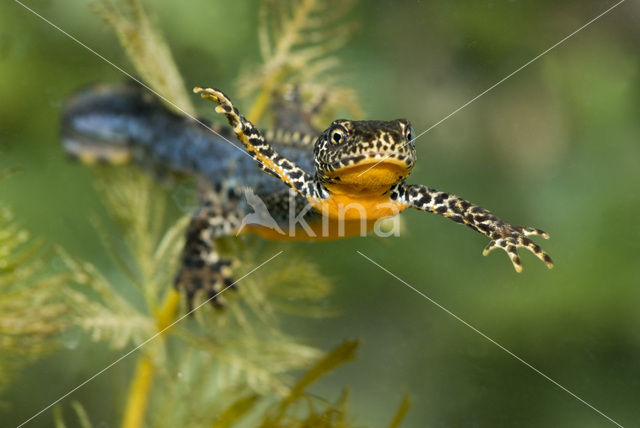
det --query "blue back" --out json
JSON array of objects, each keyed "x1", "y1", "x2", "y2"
[{"x1": 61, "y1": 82, "x2": 315, "y2": 194}]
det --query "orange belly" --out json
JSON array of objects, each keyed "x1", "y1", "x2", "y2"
[
  {"x1": 241, "y1": 217, "x2": 382, "y2": 241},
  {"x1": 311, "y1": 175, "x2": 409, "y2": 220},
  {"x1": 240, "y1": 191, "x2": 407, "y2": 241},
  {"x1": 239, "y1": 161, "x2": 410, "y2": 241}
]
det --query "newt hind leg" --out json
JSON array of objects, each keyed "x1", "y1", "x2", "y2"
[{"x1": 175, "y1": 185, "x2": 244, "y2": 309}]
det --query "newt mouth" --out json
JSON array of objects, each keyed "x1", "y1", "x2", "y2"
[
  {"x1": 328, "y1": 153, "x2": 414, "y2": 172},
  {"x1": 326, "y1": 157, "x2": 412, "y2": 187}
]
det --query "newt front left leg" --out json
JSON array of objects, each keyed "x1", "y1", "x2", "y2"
[{"x1": 393, "y1": 183, "x2": 553, "y2": 272}]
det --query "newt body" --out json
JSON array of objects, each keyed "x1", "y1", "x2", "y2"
[{"x1": 62, "y1": 82, "x2": 553, "y2": 305}]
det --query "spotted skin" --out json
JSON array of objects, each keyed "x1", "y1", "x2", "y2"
[
  {"x1": 312, "y1": 118, "x2": 416, "y2": 180},
  {"x1": 175, "y1": 184, "x2": 244, "y2": 309},
  {"x1": 389, "y1": 184, "x2": 553, "y2": 272},
  {"x1": 195, "y1": 87, "x2": 553, "y2": 273},
  {"x1": 63, "y1": 83, "x2": 553, "y2": 308},
  {"x1": 194, "y1": 87, "x2": 328, "y2": 201},
  {"x1": 61, "y1": 82, "x2": 323, "y2": 306}
]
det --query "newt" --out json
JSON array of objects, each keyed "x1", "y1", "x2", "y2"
[{"x1": 62, "y1": 82, "x2": 553, "y2": 306}]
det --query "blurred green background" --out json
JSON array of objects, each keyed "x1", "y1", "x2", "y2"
[{"x1": 2, "y1": 0, "x2": 640, "y2": 426}]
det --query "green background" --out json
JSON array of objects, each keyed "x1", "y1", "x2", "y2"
[{"x1": 1, "y1": 0, "x2": 639, "y2": 426}]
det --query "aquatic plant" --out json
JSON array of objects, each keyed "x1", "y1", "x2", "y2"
[
  {"x1": 238, "y1": 0, "x2": 363, "y2": 124},
  {"x1": 0, "y1": 170, "x2": 75, "y2": 396},
  {"x1": 4, "y1": 0, "x2": 410, "y2": 426},
  {"x1": 94, "y1": 0, "x2": 195, "y2": 114},
  {"x1": 49, "y1": 167, "x2": 407, "y2": 426},
  {"x1": 53, "y1": 167, "x2": 336, "y2": 427}
]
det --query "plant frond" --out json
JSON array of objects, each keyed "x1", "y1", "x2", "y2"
[
  {"x1": 59, "y1": 249, "x2": 155, "y2": 350},
  {"x1": 93, "y1": 0, "x2": 194, "y2": 115},
  {"x1": 259, "y1": 340, "x2": 360, "y2": 428},
  {"x1": 236, "y1": 0, "x2": 362, "y2": 125},
  {"x1": 211, "y1": 394, "x2": 260, "y2": 428},
  {"x1": 53, "y1": 401, "x2": 94, "y2": 428},
  {"x1": 387, "y1": 393, "x2": 411, "y2": 428},
  {"x1": 92, "y1": 167, "x2": 182, "y2": 304},
  {"x1": 0, "y1": 206, "x2": 74, "y2": 391},
  {"x1": 31, "y1": 2, "x2": 411, "y2": 425},
  {"x1": 66, "y1": 166, "x2": 335, "y2": 419}
]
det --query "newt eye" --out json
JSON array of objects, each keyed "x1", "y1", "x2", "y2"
[
  {"x1": 329, "y1": 126, "x2": 347, "y2": 145},
  {"x1": 405, "y1": 125, "x2": 415, "y2": 143}
]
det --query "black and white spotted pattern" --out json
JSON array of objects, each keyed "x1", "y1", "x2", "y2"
[
  {"x1": 312, "y1": 119, "x2": 416, "y2": 183},
  {"x1": 67, "y1": 82, "x2": 555, "y2": 309},
  {"x1": 194, "y1": 87, "x2": 553, "y2": 274},
  {"x1": 391, "y1": 182, "x2": 553, "y2": 272},
  {"x1": 194, "y1": 87, "x2": 328, "y2": 201},
  {"x1": 174, "y1": 184, "x2": 244, "y2": 308}
]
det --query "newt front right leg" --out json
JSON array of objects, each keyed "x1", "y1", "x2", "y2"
[{"x1": 193, "y1": 87, "x2": 328, "y2": 201}]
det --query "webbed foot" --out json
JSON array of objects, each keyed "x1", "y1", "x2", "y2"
[
  {"x1": 175, "y1": 255, "x2": 235, "y2": 311},
  {"x1": 482, "y1": 226, "x2": 553, "y2": 272}
]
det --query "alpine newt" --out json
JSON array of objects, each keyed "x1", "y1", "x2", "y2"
[{"x1": 62, "y1": 82, "x2": 553, "y2": 306}]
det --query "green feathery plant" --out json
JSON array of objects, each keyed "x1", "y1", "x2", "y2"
[
  {"x1": 237, "y1": 0, "x2": 363, "y2": 124},
  {"x1": 51, "y1": 166, "x2": 337, "y2": 427},
  {"x1": 93, "y1": 0, "x2": 195, "y2": 115},
  {"x1": 24, "y1": 0, "x2": 410, "y2": 426},
  {"x1": 0, "y1": 171, "x2": 76, "y2": 399}
]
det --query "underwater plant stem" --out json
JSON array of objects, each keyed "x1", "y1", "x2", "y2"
[
  {"x1": 121, "y1": 289, "x2": 180, "y2": 428},
  {"x1": 246, "y1": 79, "x2": 274, "y2": 124},
  {"x1": 121, "y1": 356, "x2": 154, "y2": 428},
  {"x1": 247, "y1": 0, "x2": 316, "y2": 123},
  {"x1": 387, "y1": 393, "x2": 411, "y2": 428},
  {"x1": 155, "y1": 288, "x2": 180, "y2": 331}
]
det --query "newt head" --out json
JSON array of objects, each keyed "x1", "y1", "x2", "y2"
[{"x1": 313, "y1": 119, "x2": 416, "y2": 193}]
